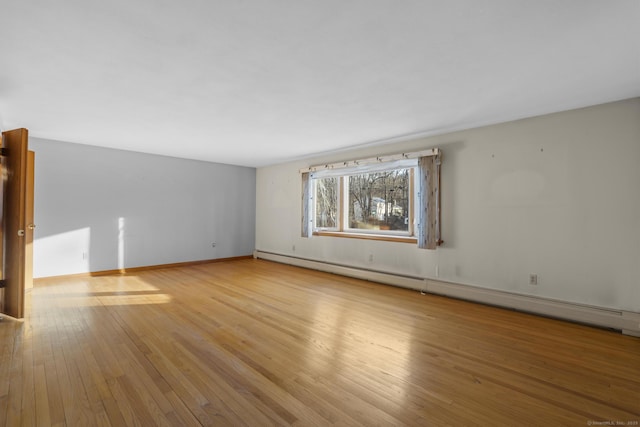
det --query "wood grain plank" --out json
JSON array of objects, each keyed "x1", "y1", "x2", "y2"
[
  {"x1": 6, "y1": 258, "x2": 636, "y2": 426},
  {"x1": 33, "y1": 364, "x2": 51, "y2": 427}
]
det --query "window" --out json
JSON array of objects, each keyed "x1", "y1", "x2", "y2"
[
  {"x1": 302, "y1": 149, "x2": 441, "y2": 248},
  {"x1": 313, "y1": 167, "x2": 414, "y2": 238},
  {"x1": 347, "y1": 169, "x2": 412, "y2": 233},
  {"x1": 314, "y1": 176, "x2": 339, "y2": 230}
]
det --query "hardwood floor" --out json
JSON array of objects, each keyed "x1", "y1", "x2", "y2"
[{"x1": 2, "y1": 259, "x2": 639, "y2": 426}]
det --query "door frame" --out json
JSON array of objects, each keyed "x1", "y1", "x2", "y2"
[{"x1": 1, "y1": 128, "x2": 30, "y2": 319}]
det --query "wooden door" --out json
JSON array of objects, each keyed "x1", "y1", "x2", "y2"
[
  {"x1": 1, "y1": 128, "x2": 30, "y2": 318},
  {"x1": 25, "y1": 151, "x2": 35, "y2": 291}
]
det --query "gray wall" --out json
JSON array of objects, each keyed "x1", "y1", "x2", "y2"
[
  {"x1": 31, "y1": 138, "x2": 256, "y2": 277},
  {"x1": 256, "y1": 98, "x2": 640, "y2": 312}
]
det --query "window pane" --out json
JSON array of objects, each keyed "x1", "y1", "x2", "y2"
[
  {"x1": 348, "y1": 169, "x2": 410, "y2": 232},
  {"x1": 314, "y1": 177, "x2": 339, "y2": 229}
]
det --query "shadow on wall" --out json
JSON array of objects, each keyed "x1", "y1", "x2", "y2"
[{"x1": 435, "y1": 139, "x2": 465, "y2": 250}]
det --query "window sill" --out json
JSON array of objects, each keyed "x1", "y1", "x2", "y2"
[{"x1": 313, "y1": 231, "x2": 417, "y2": 244}]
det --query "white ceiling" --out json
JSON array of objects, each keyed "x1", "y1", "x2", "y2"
[{"x1": 1, "y1": 1, "x2": 639, "y2": 167}]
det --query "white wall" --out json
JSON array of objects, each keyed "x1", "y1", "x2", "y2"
[
  {"x1": 256, "y1": 98, "x2": 640, "y2": 312},
  {"x1": 32, "y1": 138, "x2": 256, "y2": 277}
]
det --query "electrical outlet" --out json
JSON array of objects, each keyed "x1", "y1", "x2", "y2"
[
  {"x1": 368, "y1": 254, "x2": 374, "y2": 262},
  {"x1": 292, "y1": 245, "x2": 296, "y2": 252},
  {"x1": 529, "y1": 274, "x2": 538, "y2": 285}
]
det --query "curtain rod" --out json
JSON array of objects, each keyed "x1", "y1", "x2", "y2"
[{"x1": 299, "y1": 148, "x2": 439, "y2": 174}]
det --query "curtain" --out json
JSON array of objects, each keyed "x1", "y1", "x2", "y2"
[
  {"x1": 301, "y1": 172, "x2": 311, "y2": 237},
  {"x1": 417, "y1": 154, "x2": 441, "y2": 249}
]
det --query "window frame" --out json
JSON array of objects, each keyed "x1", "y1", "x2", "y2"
[
  {"x1": 301, "y1": 148, "x2": 441, "y2": 248},
  {"x1": 312, "y1": 165, "x2": 418, "y2": 243},
  {"x1": 313, "y1": 175, "x2": 341, "y2": 232}
]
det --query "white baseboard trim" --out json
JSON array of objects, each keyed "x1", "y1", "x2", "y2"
[{"x1": 254, "y1": 250, "x2": 640, "y2": 337}]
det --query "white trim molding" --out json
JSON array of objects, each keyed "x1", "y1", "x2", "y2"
[{"x1": 253, "y1": 250, "x2": 640, "y2": 337}]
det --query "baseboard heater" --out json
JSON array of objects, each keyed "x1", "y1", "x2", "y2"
[{"x1": 254, "y1": 250, "x2": 640, "y2": 337}]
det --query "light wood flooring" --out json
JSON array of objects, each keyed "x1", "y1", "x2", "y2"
[{"x1": 1, "y1": 259, "x2": 639, "y2": 426}]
